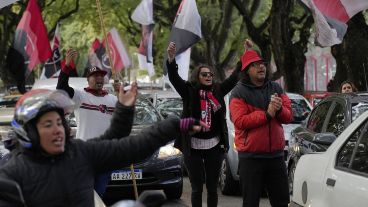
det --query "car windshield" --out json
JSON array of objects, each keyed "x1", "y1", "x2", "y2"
[
  {"x1": 156, "y1": 98, "x2": 183, "y2": 118},
  {"x1": 134, "y1": 97, "x2": 161, "y2": 125},
  {"x1": 291, "y1": 98, "x2": 311, "y2": 123},
  {"x1": 351, "y1": 102, "x2": 368, "y2": 121}
]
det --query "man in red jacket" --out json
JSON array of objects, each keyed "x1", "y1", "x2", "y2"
[{"x1": 229, "y1": 40, "x2": 292, "y2": 207}]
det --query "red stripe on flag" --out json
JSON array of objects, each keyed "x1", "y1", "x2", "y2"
[
  {"x1": 15, "y1": 0, "x2": 51, "y2": 71},
  {"x1": 313, "y1": 0, "x2": 349, "y2": 23}
]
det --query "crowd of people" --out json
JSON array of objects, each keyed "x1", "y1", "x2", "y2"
[{"x1": 0, "y1": 38, "x2": 361, "y2": 207}]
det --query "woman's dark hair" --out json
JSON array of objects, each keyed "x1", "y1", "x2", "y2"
[
  {"x1": 340, "y1": 80, "x2": 358, "y2": 92},
  {"x1": 189, "y1": 65, "x2": 215, "y2": 85}
]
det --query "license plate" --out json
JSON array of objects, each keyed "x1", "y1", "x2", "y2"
[{"x1": 111, "y1": 169, "x2": 143, "y2": 180}]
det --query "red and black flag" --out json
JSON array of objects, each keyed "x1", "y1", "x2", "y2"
[
  {"x1": 85, "y1": 38, "x2": 110, "y2": 78},
  {"x1": 6, "y1": 0, "x2": 51, "y2": 93},
  {"x1": 40, "y1": 22, "x2": 62, "y2": 79}
]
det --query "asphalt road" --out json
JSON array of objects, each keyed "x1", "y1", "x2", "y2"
[
  {"x1": 105, "y1": 177, "x2": 272, "y2": 206},
  {"x1": 163, "y1": 177, "x2": 272, "y2": 207}
]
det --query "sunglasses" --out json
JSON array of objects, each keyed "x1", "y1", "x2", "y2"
[
  {"x1": 200, "y1": 72, "x2": 214, "y2": 77},
  {"x1": 250, "y1": 61, "x2": 267, "y2": 68}
]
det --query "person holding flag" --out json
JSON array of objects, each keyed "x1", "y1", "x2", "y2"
[
  {"x1": 167, "y1": 42, "x2": 241, "y2": 207},
  {"x1": 56, "y1": 48, "x2": 123, "y2": 196}
]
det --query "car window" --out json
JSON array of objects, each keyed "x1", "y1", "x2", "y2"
[
  {"x1": 291, "y1": 98, "x2": 311, "y2": 123},
  {"x1": 307, "y1": 102, "x2": 332, "y2": 133},
  {"x1": 337, "y1": 120, "x2": 368, "y2": 175},
  {"x1": 325, "y1": 102, "x2": 345, "y2": 136},
  {"x1": 352, "y1": 102, "x2": 368, "y2": 121},
  {"x1": 134, "y1": 98, "x2": 160, "y2": 125},
  {"x1": 156, "y1": 98, "x2": 183, "y2": 118}
]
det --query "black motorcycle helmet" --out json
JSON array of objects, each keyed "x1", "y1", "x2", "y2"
[{"x1": 12, "y1": 89, "x2": 75, "y2": 149}]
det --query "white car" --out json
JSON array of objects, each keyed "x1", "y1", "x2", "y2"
[{"x1": 290, "y1": 110, "x2": 368, "y2": 207}]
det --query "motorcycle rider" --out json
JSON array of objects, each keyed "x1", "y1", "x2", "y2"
[{"x1": 0, "y1": 86, "x2": 206, "y2": 206}]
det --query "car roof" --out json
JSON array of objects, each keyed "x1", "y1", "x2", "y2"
[{"x1": 33, "y1": 78, "x2": 113, "y2": 93}]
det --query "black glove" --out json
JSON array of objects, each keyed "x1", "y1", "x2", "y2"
[{"x1": 180, "y1": 118, "x2": 200, "y2": 133}]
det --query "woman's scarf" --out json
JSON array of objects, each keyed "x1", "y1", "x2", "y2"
[{"x1": 199, "y1": 90, "x2": 221, "y2": 131}]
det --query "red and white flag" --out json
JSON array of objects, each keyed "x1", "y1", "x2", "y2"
[
  {"x1": 0, "y1": 0, "x2": 19, "y2": 9},
  {"x1": 104, "y1": 28, "x2": 131, "y2": 73},
  {"x1": 14, "y1": 0, "x2": 52, "y2": 73},
  {"x1": 164, "y1": 0, "x2": 202, "y2": 82},
  {"x1": 132, "y1": 0, "x2": 155, "y2": 77},
  {"x1": 302, "y1": 0, "x2": 368, "y2": 47},
  {"x1": 41, "y1": 22, "x2": 62, "y2": 79}
]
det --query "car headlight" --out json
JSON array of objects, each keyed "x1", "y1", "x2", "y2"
[{"x1": 158, "y1": 142, "x2": 182, "y2": 158}]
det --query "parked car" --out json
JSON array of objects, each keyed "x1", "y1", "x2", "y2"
[
  {"x1": 32, "y1": 78, "x2": 184, "y2": 200},
  {"x1": 290, "y1": 110, "x2": 368, "y2": 207},
  {"x1": 303, "y1": 91, "x2": 335, "y2": 107},
  {"x1": 287, "y1": 93, "x2": 368, "y2": 194},
  {"x1": 0, "y1": 95, "x2": 21, "y2": 159},
  {"x1": 152, "y1": 90, "x2": 182, "y2": 118},
  {"x1": 219, "y1": 93, "x2": 312, "y2": 195}
]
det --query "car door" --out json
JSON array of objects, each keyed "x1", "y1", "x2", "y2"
[
  {"x1": 323, "y1": 119, "x2": 368, "y2": 207},
  {"x1": 295, "y1": 100, "x2": 334, "y2": 154},
  {"x1": 323, "y1": 100, "x2": 346, "y2": 137}
]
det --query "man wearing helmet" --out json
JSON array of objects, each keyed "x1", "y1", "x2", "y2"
[{"x1": 0, "y1": 87, "x2": 207, "y2": 206}]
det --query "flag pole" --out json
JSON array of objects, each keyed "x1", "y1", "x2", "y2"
[
  {"x1": 95, "y1": 0, "x2": 138, "y2": 200},
  {"x1": 95, "y1": 0, "x2": 116, "y2": 80}
]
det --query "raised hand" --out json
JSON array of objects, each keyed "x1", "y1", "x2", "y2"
[
  {"x1": 65, "y1": 49, "x2": 78, "y2": 66},
  {"x1": 118, "y1": 82, "x2": 138, "y2": 107},
  {"x1": 167, "y1": 42, "x2": 176, "y2": 63},
  {"x1": 244, "y1": 39, "x2": 253, "y2": 51}
]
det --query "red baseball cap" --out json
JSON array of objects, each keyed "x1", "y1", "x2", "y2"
[{"x1": 241, "y1": 50, "x2": 263, "y2": 71}]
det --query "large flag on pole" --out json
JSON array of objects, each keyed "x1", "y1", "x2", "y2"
[
  {"x1": 0, "y1": 0, "x2": 19, "y2": 9},
  {"x1": 302, "y1": 0, "x2": 368, "y2": 47},
  {"x1": 6, "y1": 0, "x2": 51, "y2": 93},
  {"x1": 41, "y1": 22, "x2": 62, "y2": 79},
  {"x1": 131, "y1": 0, "x2": 155, "y2": 77},
  {"x1": 104, "y1": 28, "x2": 131, "y2": 73},
  {"x1": 164, "y1": 0, "x2": 202, "y2": 81},
  {"x1": 85, "y1": 38, "x2": 106, "y2": 77}
]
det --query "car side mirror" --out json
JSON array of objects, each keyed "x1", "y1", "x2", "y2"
[
  {"x1": 313, "y1": 133, "x2": 336, "y2": 145},
  {"x1": 0, "y1": 178, "x2": 26, "y2": 206}
]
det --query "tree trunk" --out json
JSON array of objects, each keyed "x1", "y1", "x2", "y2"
[
  {"x1": 269, "y1": 0, "x2": 312, "y2": 94},
  {"x1": 330, "y1": 13, "x2": 368, "y2": 92}
]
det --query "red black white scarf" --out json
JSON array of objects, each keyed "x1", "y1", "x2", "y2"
[{"x1": 199, "y1": 90, "x2": 221, "y2": 131}]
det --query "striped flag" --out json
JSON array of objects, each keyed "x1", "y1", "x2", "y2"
[
  {"x1": 302, "y1": 0, "x2": 368, "y2": 47},
  {"x1": 132, "y1": 0, "x2": 155, "y2": 77},
  {"x1": 164, "y1": 0, "x2": 202, "y2": 82},
  {"x1": 0, "y1": 0, "x2": 19, "y2": 9},
  {"x1": 6, "y1": 0, "x2": 51, "y2": 93},
  {"x1": 104, "y1": 28, "x2": 131, "y2": 73},
  {"x1": 41, "y1": 22, "x2": 62, "y2": 79}
]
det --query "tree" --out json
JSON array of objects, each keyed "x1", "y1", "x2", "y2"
[
  {"x1": 330, "y1": 13, "x2": 368, "y2": 92},
  {"x1": 230, "y1": 0, "x2": 313, "y2": 93}
]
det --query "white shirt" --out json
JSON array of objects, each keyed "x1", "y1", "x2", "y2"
[{"x1": 73, "y1": 89, "x2": 117, "y2": 141}]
